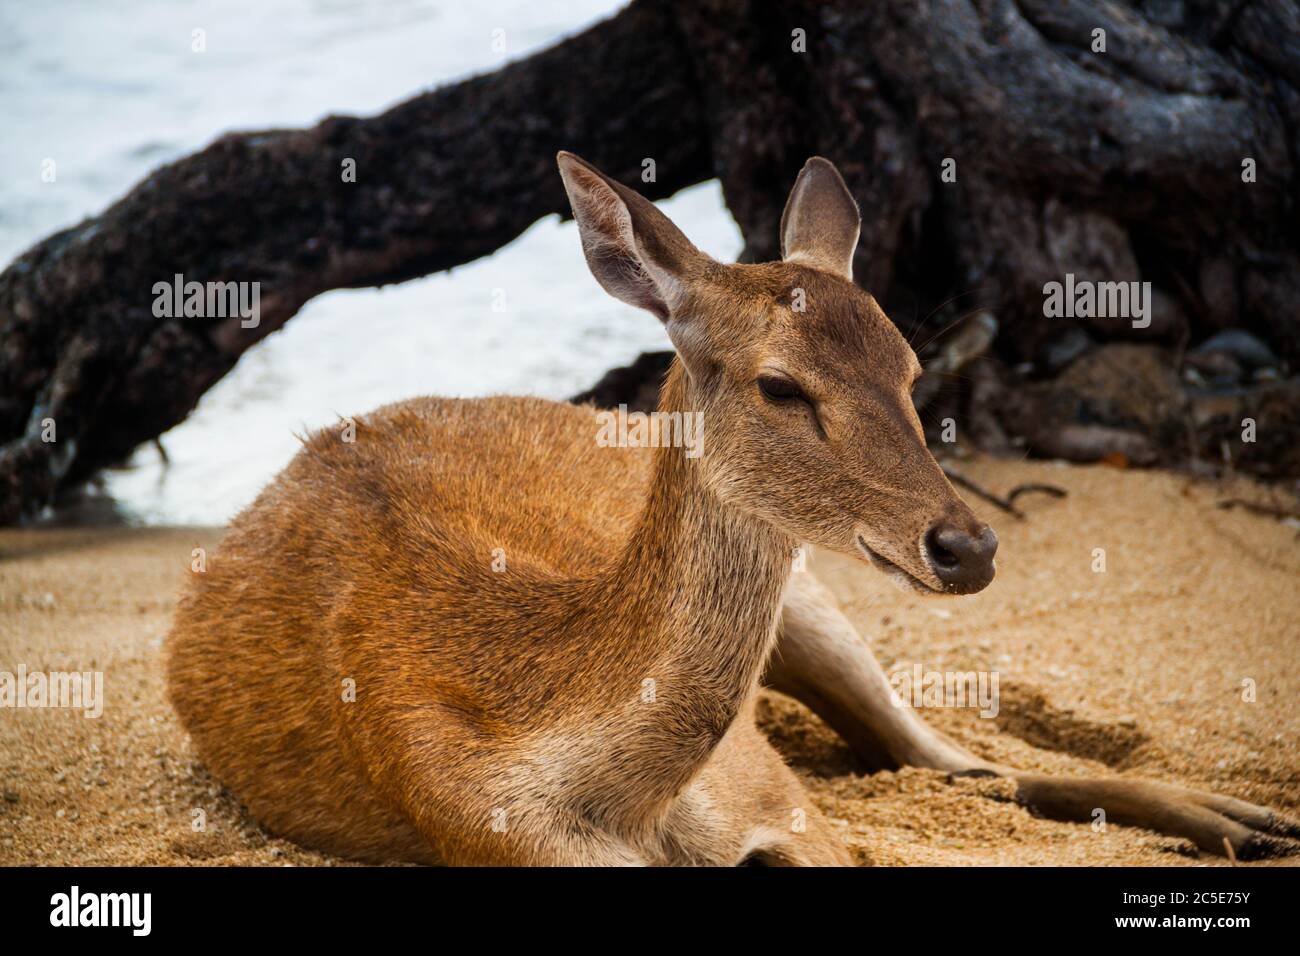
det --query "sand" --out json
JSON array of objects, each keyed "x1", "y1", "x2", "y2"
[{"x1": 1, "y1": 457, "x2": 1297, "y2": 866}]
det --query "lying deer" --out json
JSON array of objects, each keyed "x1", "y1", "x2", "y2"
[{"x1": 166, "y1": 153, "x2": 1298, "y2": 865}]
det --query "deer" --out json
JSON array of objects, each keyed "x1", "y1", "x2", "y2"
[{"x1": 166, "y1": 153, "x2": 1300, "y2": 865}]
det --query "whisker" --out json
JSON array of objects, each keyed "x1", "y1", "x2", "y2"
[
  {"x1": 904, "y1": 286, "x2": 984, "y2": 348},
  {"x1": 911, "y1": 304, "x2": 995, "y2": 357}
]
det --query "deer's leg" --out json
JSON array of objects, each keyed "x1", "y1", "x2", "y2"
[
  {"x1": 768, "y1": 572, "x2": 1300, "y2": 860},
  {"x1": 673, "y1": 714, "x2": 851, "y2": 866},
  {"x1": 1005, "y1": 774, "x2": 1300, "y2": 859},
  {"x1": 401, "y1": 782, "x2": 650, "y2": 866},
  {"x1": 767, "y1": 572, "x2": 987, "y2": 774},
  {"x1": 339, "y1": 710, "x2": 646, "y2": 865},
  {"x1": 381, "y1": 767, "x2": 648, "y2": 866}
]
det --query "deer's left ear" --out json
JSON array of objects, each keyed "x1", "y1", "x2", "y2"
[{"x1": 779, "y1": 157, "x2": 860, "y2": 280}]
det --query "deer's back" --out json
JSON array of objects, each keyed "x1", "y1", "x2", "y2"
[{"x1": 309, "y1": 395, "x2": 648, "y2": 569}]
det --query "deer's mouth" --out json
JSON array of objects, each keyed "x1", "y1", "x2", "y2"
[{"x1": 856, "y1": 536, "x2": 941, "y2": 594}]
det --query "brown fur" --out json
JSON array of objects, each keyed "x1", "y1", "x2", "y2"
[
  {"x1": 167, "y1": 153, "x2": 937, "y2": 866},
  {"x1": 167, "y1": 380, "x2": 846, "y2": 864},
  {"x1": 167, "y1": 155, "x2": 1297, "y2": 865}
]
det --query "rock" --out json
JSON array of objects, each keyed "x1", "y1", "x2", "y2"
[
  {"x1": 1192, "y1": 329, "x2": 1279, "y2": 370},
  {"x1": 995, "y1": 345, "x2": 1182, "y2": 466},
  {"x1": 1043, "y1": 328, "x2": 1094, "y2": 373},
  {"x1": 1183, "y1": 350, "x2": 1243, "y2": 388},
  {"x1": 1188, "y1": 377, "x2": 1300, "y2": 478}
]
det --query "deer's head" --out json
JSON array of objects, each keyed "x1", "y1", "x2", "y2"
[{"x1": 559, "y1": 152, "x2": 996, "y2": 595}]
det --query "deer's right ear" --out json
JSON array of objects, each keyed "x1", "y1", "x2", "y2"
[{"x1": 557, "y1": 151, "x2": 706, "y2": 323}]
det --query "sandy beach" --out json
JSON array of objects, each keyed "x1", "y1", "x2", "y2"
[{"x1": 2, "y1": 456, "x2": 1297, "y2": 866}]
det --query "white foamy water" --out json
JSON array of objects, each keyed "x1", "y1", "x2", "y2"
[{"x1": 0, "y1": 0, "x2": 740, "y2": 524}]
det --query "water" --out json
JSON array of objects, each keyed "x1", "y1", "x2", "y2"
[{"x1": 0, "y1": 0, "x2": 740, "y2": 525}]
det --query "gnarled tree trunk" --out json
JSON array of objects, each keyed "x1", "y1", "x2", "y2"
[{"x1": 3, "y1": 0, "x2": 1298, "y2": 522}]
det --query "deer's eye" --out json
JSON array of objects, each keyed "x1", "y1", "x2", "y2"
[{"x1": 757, "y1": 374, "x2": 808, "y2": 404}]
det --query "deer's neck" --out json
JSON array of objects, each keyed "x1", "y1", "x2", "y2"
[{"x1": 577, "y1": 365, "x2": 795, "y2": 821}]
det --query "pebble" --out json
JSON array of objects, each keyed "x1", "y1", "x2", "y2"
[
  {"x1": 1183, "y1": 351, "x2": 1241, "y2": 388},
  {"x1": 1044, "y1": 328, "x2": 1093, "y2": 373},
  {"x1": 1192, "y1": 329, "x2": 1277, "y2": 368}
]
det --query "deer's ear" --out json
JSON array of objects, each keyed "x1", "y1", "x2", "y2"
[
  {"x1": 557, "y1": 151, "x2": 707, "y2": 322},
  {"x1": 779, "y1": 157, "x2": 860, "y2": 280}
]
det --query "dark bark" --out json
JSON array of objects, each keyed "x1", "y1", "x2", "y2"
[
  {"x1": 571, "y1": 351, "x2": 675, "y2": 413},
  {"x1": 0, "y1": 0, "x2": 710, "y2": 522},
  {"x1": 3, "y1": 0, "x2": 1299, "y2": 522}
]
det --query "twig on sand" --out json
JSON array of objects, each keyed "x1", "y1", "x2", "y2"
[
  {"x1": 1216, "y1": 498, "x2": 1300, "y2": 523},
  {"x1": 942, "y1": 466, "x2": 1067, "y2": 520}
]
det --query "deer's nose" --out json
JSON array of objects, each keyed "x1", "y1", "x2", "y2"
[{"x1": 924, "y1": 522, "x2": 997, "y2": 593}]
